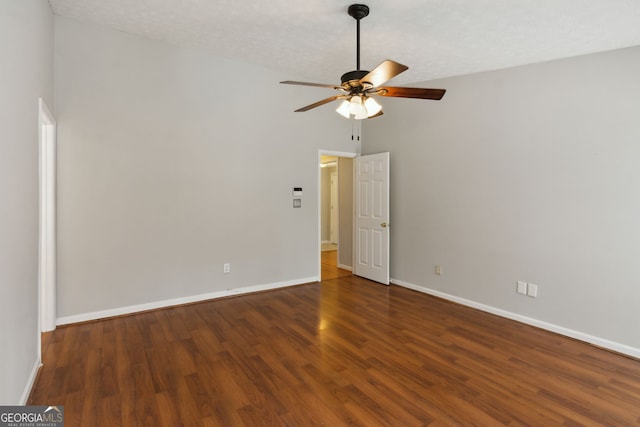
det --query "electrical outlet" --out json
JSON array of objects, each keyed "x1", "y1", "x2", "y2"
[
  {"x1": 224, "y1": 263, "x2": 230, "y2": 274},
  {"x1": 517, "y1": 281, "x2": 527, "y2": 295},
  {"x1": 435, "y1": 265, "x2": 442, "y2": 276},
  {"x1": 527, "y1": 283, "x2": 538, "y2": 298}
]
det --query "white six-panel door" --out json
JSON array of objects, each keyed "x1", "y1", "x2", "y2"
[{"x1": 354, "y1": 152, "x2": 389, "y2": 285}]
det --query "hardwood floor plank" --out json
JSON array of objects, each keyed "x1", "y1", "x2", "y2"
[
  {"x1": 63, "y1": 392, "x2": 87, "y2": 427},
  {"x1": 155, "y1": 391, "x2": 180, "y2": 426},
  {"x1": 29, "y1": 277, "x2": 640, "y2": 426},
  {"x1": 337, "y1": 368, "x2": 435, "y2": 426},
  {"x1": 96, "y1": 394, "x2": 123, "y2": 427},
  {"x1": 134, "y1": 393, "x2": 163, "y2": 427}
]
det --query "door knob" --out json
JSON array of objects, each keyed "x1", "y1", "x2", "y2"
[{"x1": 381, "y1": 222, "x2": 387, "y2": 228}]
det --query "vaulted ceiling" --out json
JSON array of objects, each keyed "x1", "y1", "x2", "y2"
[{"x1": 49, "y1": 0, "x2": 640, "y2": 85}]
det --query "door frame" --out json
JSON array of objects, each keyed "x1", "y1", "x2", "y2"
[
  {"x1": 317, "y1": 150, "x2": 358, "y2": 280},
  {"x1": 38, "y1": 98, "x2": 57, "y2": 335}
]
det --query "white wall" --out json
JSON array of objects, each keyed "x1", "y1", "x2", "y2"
[
  {"x1": 54, "y1": 17, "x2": 357, "y2": 320},
  {"x1": 0, "y1": 1, "x2": 54, "y2": 403},
  {"x1": 364, "y1": 46, "x2": 640, "y2": 354}
]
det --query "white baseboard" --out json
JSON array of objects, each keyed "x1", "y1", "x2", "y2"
[
  {"x1": 57, "y1": 276, "x2": 319, "y2": 326},
  {"x1": 391, "y1": 278, "x2": 640, "y2": 360},
  {"x1": 337, "y1": 264, "x2": 352, "y2": 271},
  {"x1": 20, "y1": 359, "x2": 42, "y2": 405}
]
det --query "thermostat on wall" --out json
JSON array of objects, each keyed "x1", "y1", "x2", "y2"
[{"x1": 292, "y1": 187, "x2": 303, "y2": 197}]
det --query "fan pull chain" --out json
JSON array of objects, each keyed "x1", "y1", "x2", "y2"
[{"x1": 351, "y1": 120, "x2": 361, "y2": 142}]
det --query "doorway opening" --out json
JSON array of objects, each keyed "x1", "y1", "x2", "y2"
[{"x1": 319, "y1": 151, "x2": 356, "y2": 280}]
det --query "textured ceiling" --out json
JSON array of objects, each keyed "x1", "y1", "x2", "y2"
[{"x1": 49, "y1": 0, "x2": 640, "y2": 85}]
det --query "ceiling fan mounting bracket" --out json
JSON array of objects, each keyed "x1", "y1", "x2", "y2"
[
  {"x1": 348, "y1": 4, "x2": 369, "y2": 21},
  {"x1": 341, "y1": 69, "x2": 373, "y2": 94},
  {"x1": 341, "y1": 70, "x2": 368, "y2": 84}
]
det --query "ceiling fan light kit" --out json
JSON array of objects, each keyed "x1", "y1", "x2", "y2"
[
  {"x1": 336, "y1": 95, "x2": 382, "y2": 119},
  {"x1": 281, "y1": 4, "x2": 446, "y2": 120}
]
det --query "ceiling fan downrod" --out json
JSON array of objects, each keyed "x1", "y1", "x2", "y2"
[
  {"x1": 341, "y1": 4, "x2": 370, "y2": 85},
  {"x1": 348, "y1": 4, "x2": 369, "y2": 71}
]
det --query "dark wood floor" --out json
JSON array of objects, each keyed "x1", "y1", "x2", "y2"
[{"x1": 30, "y1": 274, "x2": 640, "y2": 426}]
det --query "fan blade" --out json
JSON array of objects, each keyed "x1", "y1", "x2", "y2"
[
  {"x1": 377, "y1": 86, "x2": 446, "y2": 100},
  {"x1": 359, "y1": 60, "x2": 408, "y2": 88},
  {"x1": 294, "y1": 95, "x2": 342, "y2": 112},
  {"x1": 368, "y1": 111, "x2": 384, "y2": 119},
  {"x1": 281, "y1": 81, "x2": 341, "y2": 90}
]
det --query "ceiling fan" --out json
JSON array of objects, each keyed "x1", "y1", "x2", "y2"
[{"x1": 281, "y1": 4, "x2": 446, "y2": 120}]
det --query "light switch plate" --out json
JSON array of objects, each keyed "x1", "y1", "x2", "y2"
[{"x1": 517, "y1": 281, "x2": 527, "y2": 295}]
